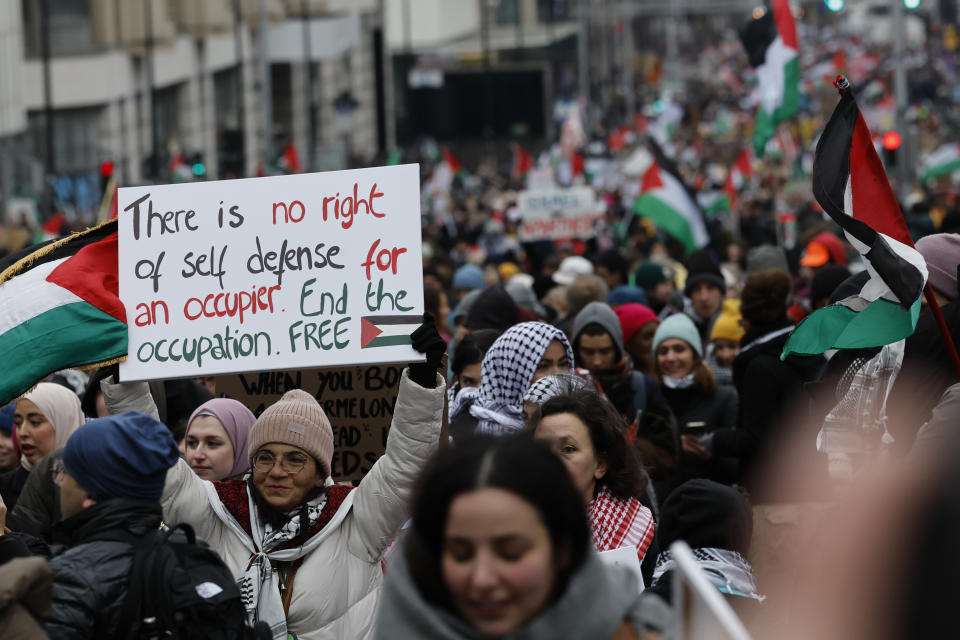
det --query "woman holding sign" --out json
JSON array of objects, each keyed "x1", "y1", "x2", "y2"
[
  {"x1": 158, "y1": 317, "x2": 447, "y2": 640},
  {"x1": 373, "y1": 436, "x2": 671, "y2": 639}
]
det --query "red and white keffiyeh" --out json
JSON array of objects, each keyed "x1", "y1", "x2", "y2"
[{"x1": 588, "y1": 485, "x2": 655, "y2": 563}]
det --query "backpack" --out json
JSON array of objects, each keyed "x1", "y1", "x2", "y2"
[{"x1": 111, "y1": 523, "x2": 269, "y2": 640}]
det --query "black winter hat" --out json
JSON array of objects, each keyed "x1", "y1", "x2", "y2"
[
  {"x1": 811, "y1": 264, "x2": 851, "y2": 306},
  {"x1": 659, "y1": 479, "x2": 753, "y2": 555},
  {"x1": 684, "y1": 253, "x2": 726, "y2": 296},
  {"x1": 465, "y1": 285, "x2": 519, "y2": 332}
]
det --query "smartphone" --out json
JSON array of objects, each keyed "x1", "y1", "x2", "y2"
[{"x1": 684, "y1": 421, "x2": 707, "y2": 436}]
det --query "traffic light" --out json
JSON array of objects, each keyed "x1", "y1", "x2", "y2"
[
  {"x1": 883, "y1": 131, "x2": 901, "y2": 168},
  {"x1": 825, "y1": 0, "x2": 844, "y2": 11},
  {"x1": 99, "y1": 160, "x2": 115, "y2": 196},
  {"x1": 190, "y1": 153, "x2": 206, "y2": 178}
]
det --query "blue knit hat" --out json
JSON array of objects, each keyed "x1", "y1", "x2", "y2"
[
  {"x1": 606, "y1": 285, "x2": 648, "y2": 307},
  {"x1": 62, "y1": 411, "x2": 179, "y2": 501},
  {"x1": 0, "y1": 403, "x2": 13, "y2": 434},
  {"x1": 652, "y1": 313, "x2": 703, "y2": 358},
  {"x1": 453, "y1": 264, "x2": 485, "y2": 292}
]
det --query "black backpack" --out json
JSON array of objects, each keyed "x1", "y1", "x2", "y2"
[{"x1": 111, "y1": 523, "x2": 269, "y2": 640}]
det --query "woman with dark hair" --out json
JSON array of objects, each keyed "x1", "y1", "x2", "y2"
[
  {"x1": 374, "y1": 436, "x2": 670, "y2": 639},
  {"x1": 650, "y1": 314, "x2": 738, "y2": 495},
  {"x1": 530, "y1": 389, "x2": 656, "y2": 574}
]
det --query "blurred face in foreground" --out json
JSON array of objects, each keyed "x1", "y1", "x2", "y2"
[{"x1": 443, "y1": 488, "x2": 556, "y2": 637}]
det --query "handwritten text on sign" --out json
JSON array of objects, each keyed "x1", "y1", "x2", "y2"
[
  {"x1": 214, "y1": 365, "x2": 402, "y2": 483},
  {"x1": 516, "y1": 186, "x2": 603, "y2": 241},
  {"x1": 117, "y1": 164, "x2": 424, "y2": 382}
]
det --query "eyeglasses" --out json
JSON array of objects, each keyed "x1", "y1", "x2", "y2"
[
  {"x1": 251, "y1": 451, "x2": 310, "y2": 475},
  {"x1": 52, "y1": 461, "x2": 66, "y2": 487}
]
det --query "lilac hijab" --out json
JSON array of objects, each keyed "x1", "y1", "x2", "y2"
[{"x1": 185, "y1": 399, "x2": 256, "y2": 479}]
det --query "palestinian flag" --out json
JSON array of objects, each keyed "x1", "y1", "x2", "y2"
[
  {"x1": 723, "y1": 149, "x2": 752, "y2": 210},
  {"x1": 740, "y1": 0, "x2": 799, "y2": 156},
  {"x1": 634, "y1": 158, "x2": 709, "y2": 254},
  {"x1": 511, "y1": 144, "x2": 534, "y2": 181},
  {"x1": 441, "y1": 147, "x2": 462, "y2": 174},
  {"x1": 782, "y1": 78, "x2": 927, "y2": 359},
  {"x1": 920, "y1": 143, "x2": 960, "y2": 183},
  {"x1": 0, "y1": 219, "x2": 126, "y2": 405},
  {"x1": 360, "y1": 314, "x2": 420, "y2": 349}
]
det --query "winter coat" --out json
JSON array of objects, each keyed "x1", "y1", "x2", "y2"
[
  {"x1": 8, "y1": 450, "x2": 61, "y2": 539},
  {"x1": 0, "y1": 556, "x2": 52, "y2": 639},
  {"x1": 711, "y1": 323, "x2": 823, "y2": 497},
  {"x1": 887, "y1": 299, "x2": 960, "y2": 454},
  {"x1": 43, "y1": 498, "x2": 164, "y2": 639},
  {"x1": 160, "y1": 369, "x2": 445, "y2": 640},
  {"x1": 374, "y1": 541, "x2": 673, "y2": 639},
  {"x1": 0, "y1": 465, "x2": 29, "y2": 513},
  {"x1": 659, "y1": 383, "x2": 739, "y2": 497}
]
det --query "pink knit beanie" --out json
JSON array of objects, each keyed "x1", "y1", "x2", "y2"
[
  {"x1": 248, "y1": 389, "x2": 334, "y2": 478},
  {"x1": 917, "y1": 233, "x2": 960, "y2": 302}
]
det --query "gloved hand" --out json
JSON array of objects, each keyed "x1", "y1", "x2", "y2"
[{"x1": 408, "y1": 312, "x2": 446, "y2": 389}]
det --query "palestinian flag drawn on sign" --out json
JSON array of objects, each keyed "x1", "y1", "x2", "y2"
[
  {"x1": 740, "y1": 0, "x2": 799, "y2": 156},
  {"x1": 634, "y1": 155, "x2": 709, "y2": 255},
  {"x1": 782, "y1": 78, "x2": 927, "y2": 359},
  {"x1": 0, "y1": 219, "x2": 127, "y2": 405},
  {"x1": 361, "y1": 315, "x2": 421, "y2": 348},
  {"x1": 920, "y1": 142, "x2": 960, "y2": 183}
]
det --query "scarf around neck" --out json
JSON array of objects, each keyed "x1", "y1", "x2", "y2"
[
  {"x1": 208, "y1": 479, "x2": 355, "y2": 639},
  {"x1": 588, "y1": 485, "x2": 656, "y2": 562},
  {"x1": 653, "y1": 547, "x2": 765, "y2": 602}
]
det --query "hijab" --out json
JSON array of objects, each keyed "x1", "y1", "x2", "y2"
[
  {"x1": 185, "y1": 398, "x2": 256, "y2": 478},
  {"x1": 461, "y1": 322, "x2": 575, "y2": 435},
  {"x1": 18, "y1": 382, "x2": 85, "y2": 470}
]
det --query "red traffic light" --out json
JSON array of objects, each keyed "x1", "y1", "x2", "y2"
[
  {"x1": 99, "y1": 160, "x2": 115, "y2": 177},
  {"x1": 882, "y1": 131, "x2": 902, "y2": 151}
]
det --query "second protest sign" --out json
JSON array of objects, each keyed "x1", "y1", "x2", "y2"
[{"x1": 117, "y1": 164, "x2": 424, "y2": 381}]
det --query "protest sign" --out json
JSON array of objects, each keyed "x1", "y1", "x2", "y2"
[
  {"x1": 117, "y1": 164, "x2": 424, "y2": 381},
  {"x1": 516, "y1": 186, "x2": 603, "y2": 241},
  {"x1": 214, "y1": 364, "x2": 403, "y2": 483}
]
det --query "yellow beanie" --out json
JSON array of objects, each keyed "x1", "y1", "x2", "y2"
[
  {"x1": 710, "y1": 299, "x2": 745, "y2": 344},
  {"x1": 498, "y1": 262, "x2": 520, "y2": 281}
]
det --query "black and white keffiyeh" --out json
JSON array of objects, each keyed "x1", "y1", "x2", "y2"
[
  {"x1": 653, "y1": 547, "x2": 765, "y2": 602},
  {"x1": 523, "y1": 372, "x2": 590, "y2": 406},
  {"x1": 469, "y1": 322, "x2": 574, "y2": 435}
]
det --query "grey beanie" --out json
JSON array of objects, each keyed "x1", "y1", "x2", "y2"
[
  {"x1": 652, "y1": 313, "x2": 703, "y2": 358},
  {"x1": 572, "y1": 301, "x2": 624, "y2": 357}
]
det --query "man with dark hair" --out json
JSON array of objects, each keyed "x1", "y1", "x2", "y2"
[
  {"x1": 571, "y1": 301, "x2": 664, "y2": 425},
  {"x1": 683, "y1": 254, "x2": 726, "y2": 349}
]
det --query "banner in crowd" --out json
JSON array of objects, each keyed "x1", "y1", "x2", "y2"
[
  {"x1": 117, "y1": 165, "x2": 424, "y2": 381},
  {"x1": 516, "y1": 187, "x2": 603, "y2": 241},
  {"x1": 215, "y1": 365, "x2": 403, "y2": 482}
]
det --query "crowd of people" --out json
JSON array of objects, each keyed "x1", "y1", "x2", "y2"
[{"x1": 6, "y1": 8, "x2": 960, "y2": 640}]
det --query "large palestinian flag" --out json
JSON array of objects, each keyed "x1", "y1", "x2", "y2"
[
  {"x1": 634, "y1": 157, "x2": 709, "y2": 255},
  {"x1": 740, "y1": 0, "x2": 799, "y2": 156},
  {"x1": 782, "y1": 78, "x2": 927, "y2": 358},
  {"x1": 0, "y1": 219, "x2": 126, "y2": 405}
]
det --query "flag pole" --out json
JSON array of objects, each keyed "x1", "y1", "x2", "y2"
[{"x1": 922, "y1": 284, "x2": 960, "y2": 381}]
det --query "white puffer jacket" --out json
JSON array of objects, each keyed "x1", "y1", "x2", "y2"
[{"x1": 160, "y1": 369, "x2": 445, "y2": 640}]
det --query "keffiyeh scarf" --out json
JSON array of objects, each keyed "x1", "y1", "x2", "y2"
[
  {"x1": 588, "y1": 485, "x2": 656, "y2": 563},
  {"x1": 653, "y1": 547, "x2": 765, "y2": 601},
  {"x1": 206, "y1": 479, "x2": 355, "y2": 639},
  {"x1": 470, "y1": 322, "x2": 574, "y2": 435}
]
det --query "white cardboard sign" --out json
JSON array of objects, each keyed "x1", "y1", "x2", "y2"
[
  {"x1": 117, "y1": 164, "x2": 424, "y2": 381},
  {"x1": 516, "y1": 186, "x2": 603, "y2": 241}
]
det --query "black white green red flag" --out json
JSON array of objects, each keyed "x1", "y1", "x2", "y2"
[
  {"x1": 782, "y1": 78, "x2": 927, "y2": 358},
  {"x1": 740, "y1": 0, "x2": 799, "y2": 156},
  {"x1": 0, "y1": 219, "x2": 127, "y2": 405},
  {"x1": 633, "y1": 153, "x2": 709, "y2": 255}
]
